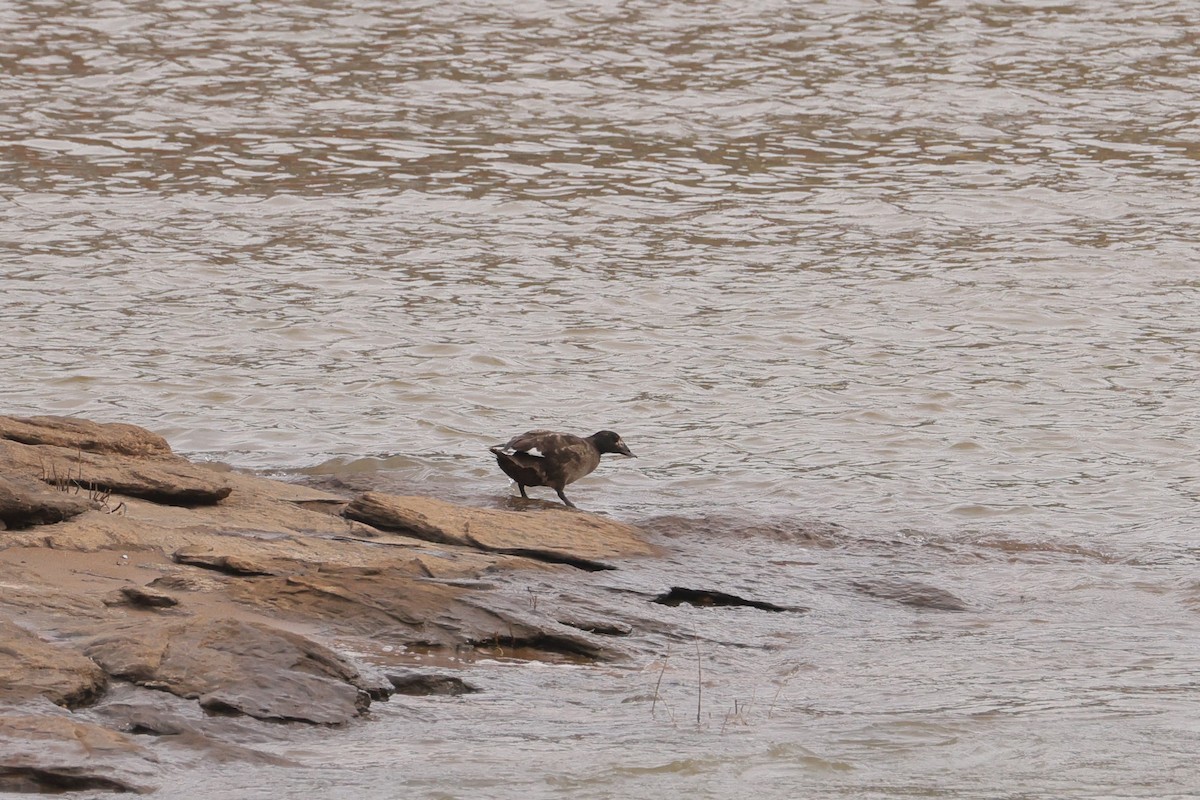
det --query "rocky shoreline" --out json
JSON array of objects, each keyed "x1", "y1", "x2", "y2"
[{"x1": 0, "y1": 415, "x2": 661, "y2": 794}]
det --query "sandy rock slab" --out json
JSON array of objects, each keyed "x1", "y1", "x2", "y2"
[
  {"x1": 345, "y1": 492, "x2": 658, "y2": 569},
  {"x1": 0, "y1": 416, "x2": 171, "y2": 457},
  {"x1": 0, "y1": 415, "x2": 231, "y2": 507},
  {"x1": 0, "y1": 474, "x2": 95, "y2": 529},
  {"x1": 0, "y1": 712, "x2": 158, "y2": 794},
  {"x1": 0, "y1": 619, "x2": 108, "y2": 708}
]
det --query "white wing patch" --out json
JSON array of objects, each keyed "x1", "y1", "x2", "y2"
[{"x1": 494, "y1": 444, "x2": 545, "y2": 458}]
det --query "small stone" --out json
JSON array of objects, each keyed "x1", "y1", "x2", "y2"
[{"x1": 118, "y1": 586, "x2": 179, "y2": 609}]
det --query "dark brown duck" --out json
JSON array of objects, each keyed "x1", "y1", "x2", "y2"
[{"x1": 490, "y1": 429, "x2": 635, "y2": 508}]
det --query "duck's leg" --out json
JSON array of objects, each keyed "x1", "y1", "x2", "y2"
[
  {"x1": 518, "y1": 485, "x2": 529, "y2": 499},
  {"x1": 555, "y1": 489, "x2": 577, "y2": 509}
]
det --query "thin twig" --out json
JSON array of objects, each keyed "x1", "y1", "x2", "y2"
[
  {"x1": 651, "y1": 646, "x2": 670, "y2": 716},
  {"x1": 767, "y1": 667, "x2": 799, "y2": 719},
  {"x1": 694, "y1": 625, "x2": 703, "y2": 726}
]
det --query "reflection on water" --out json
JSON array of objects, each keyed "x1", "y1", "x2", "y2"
[{"x1": 3, "y1": 0, "x2": 1200, "y2": 796}]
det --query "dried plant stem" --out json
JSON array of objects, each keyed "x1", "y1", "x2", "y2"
[
  {"x1": 767, "y1": 666, "x2": 800, "y2": 719},
  {"x1": 767, "y1": 684, "x2": 783, "y2": 718},
  {"x1": 694, "y1": 626, "x2": 703, "y2": 725},
  {"x1": 651, "y1": 646, "x2": 670, "y2": 716}
]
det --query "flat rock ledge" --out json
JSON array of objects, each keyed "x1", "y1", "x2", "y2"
[
  {"x1": 344, "y1": 492, "x2": 655, "y2": 570},
  {"x1": 0, "y1": 414, "x2": 661, "y2": 793},
  {"x1": 0, "y1": 415, "x2": 232, "y2": 507}
]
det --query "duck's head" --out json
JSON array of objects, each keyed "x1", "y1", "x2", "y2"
[{"x1": 591, "y1": 430, "x2": 635, "y2": 458}]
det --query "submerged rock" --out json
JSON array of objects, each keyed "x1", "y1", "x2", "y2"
[
  {"x1": 851, "y1": 579, "x2": 968, "y2": 611},
  {"x1": 386, "y1": 671, "x2": 480, "y2": 696}
]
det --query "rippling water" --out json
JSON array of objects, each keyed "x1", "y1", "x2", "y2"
[{"x1": 4, "y1": 0, "x2": 1200, "y2": 796}]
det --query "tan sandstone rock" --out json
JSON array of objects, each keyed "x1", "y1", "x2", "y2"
[
  {"x1": 0, "y1": 619, "x2": 108, "y2": 708},
  {"x1": 344, "y1": 492, "x2": 657, "y2": 568},
  {"x1": 0, "y1": 474, "x2": 95, "y2": 529},
  {"x1": 0, "y1": 439, "x2": 232, "y2": 507},
  {"x1": 0, "y1": 415, "x2": 171, "y2": 457}
]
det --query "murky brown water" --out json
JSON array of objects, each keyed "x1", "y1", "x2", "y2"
[{"x1": 4, "y1": 0, "x2": 1200, "y2": 796}]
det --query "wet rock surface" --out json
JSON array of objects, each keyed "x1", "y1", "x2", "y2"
[
  {"x1": 556, "y1": 615, "x2": 635, "y2": 636},
  {"x1": 0, "y1": 414, "x2": 669, "y2": 792},
  {"x1": 84, "y1": 618, "x2": 378, "y2": 724},
  {"x1": 86, "y1": 683, "x2": 300, "y2": 766},
  {"x1": 0, "y1": 711, "x2": 158, "y2": 794}
]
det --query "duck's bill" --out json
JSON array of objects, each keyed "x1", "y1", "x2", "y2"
[{"x1": 617, "y1": 444, "x2": 636, "y2": 457}]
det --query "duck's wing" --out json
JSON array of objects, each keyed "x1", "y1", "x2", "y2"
[{"x1": 501, "y1": 429, "x2": 572, "y2": 458}]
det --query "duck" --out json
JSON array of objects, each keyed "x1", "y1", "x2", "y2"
[{"x1": 489, "y1": 429, "x2": 635, "y2": 509}]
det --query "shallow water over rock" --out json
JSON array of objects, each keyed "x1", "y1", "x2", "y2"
[
  {"x1": 131, "y1": 509, "x2": 1200, "y2": 800},
  {"x1": 3, "y1": 0, "x2": 1200, "y2": 796}
]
